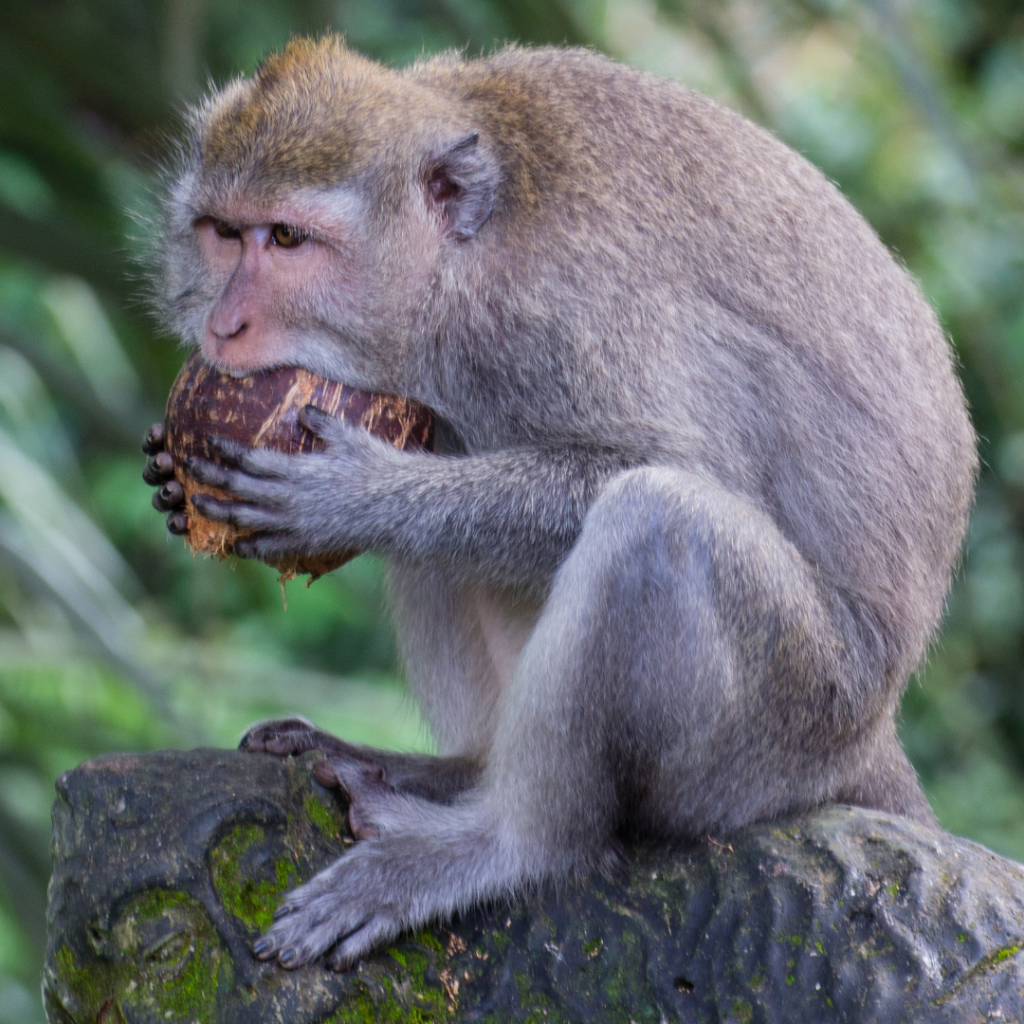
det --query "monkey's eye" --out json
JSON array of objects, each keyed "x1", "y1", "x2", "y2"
[
  {"x1": 270, "y1": 223, "x2": 309, "y2": 248},
  {"x1": 212, "y1": 219, "x2": 241, "y2": 239}
]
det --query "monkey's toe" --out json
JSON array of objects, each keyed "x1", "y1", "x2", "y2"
[
  {"x1": 318, "y1": 757, "x2": 397, "y2": 839},
  {"x1": 327, "y1": 916, "x2": 396, "y2": 971}
]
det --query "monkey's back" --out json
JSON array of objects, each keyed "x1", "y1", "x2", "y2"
[{"x1": 413, "y1": 48, "x2": 977, "y2": 684}]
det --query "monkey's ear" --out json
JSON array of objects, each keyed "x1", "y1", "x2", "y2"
[{"x1": 424, "y1": 132, "x2": 498, "y2": 241}]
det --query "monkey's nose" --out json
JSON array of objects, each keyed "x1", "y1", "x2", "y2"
[
  {"x1": 210, "y1": 317, "x2": 248, "y2": 340},
  {"x1": 207, "y1": 287, "x2": 253, "y2": 341}
]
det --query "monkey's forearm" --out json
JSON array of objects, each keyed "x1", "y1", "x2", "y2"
[{"x1": 354, "y1": 446, "x2": 622, "y2": 583}]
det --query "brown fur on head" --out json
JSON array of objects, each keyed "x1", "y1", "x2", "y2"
[{"x1": 195, "y1": 36, "x2": 432, "y2": 199}]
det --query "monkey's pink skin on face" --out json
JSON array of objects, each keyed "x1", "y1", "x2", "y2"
[{"x1": 163, "y1": 351, "x2": 434, "y2": 579}]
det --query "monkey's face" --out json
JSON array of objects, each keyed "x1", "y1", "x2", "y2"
[
  {"x1": 161, "y1": 169, "x2": 446, "y2": 393},
  {"x1": 157, "y1": 39, "x2": 500, "y2": 394},
  {"x1": 163, "y1": 150, "x2": 487, "y2": 395},
  {"x1": 185, "y1": 190, "x2": 383, "y2": 380}
]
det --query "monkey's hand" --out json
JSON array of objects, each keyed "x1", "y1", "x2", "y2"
[
  {"x1": 142, "y1": 423, "x2": 188, "y2": 536},
  {"x1": 242, "y1": 716, "x2": 485, "y2": 804},
  {"x1": 240, "y1": 715, "x2": 351, "y2": 757},
  {"x1": 184, "y1": 406, "x2": 401, "y2": 567}
]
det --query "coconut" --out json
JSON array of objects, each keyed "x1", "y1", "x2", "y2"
[{"x1": 163, "y1": 351, "x2": 434, "y2": 580}]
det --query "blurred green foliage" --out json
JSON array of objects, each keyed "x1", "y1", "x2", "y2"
[{"x1": 1, "y1": 0, "x2": 1023, "y2": 1019}]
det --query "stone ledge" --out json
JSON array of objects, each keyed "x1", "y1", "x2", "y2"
[{"x1": 43, "y1": 748, "x2": 1024, "y2": 1022}]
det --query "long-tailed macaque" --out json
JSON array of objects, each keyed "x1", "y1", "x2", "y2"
[{"x1": 144, "y1": 37, "x2": 977, "y2": 970}]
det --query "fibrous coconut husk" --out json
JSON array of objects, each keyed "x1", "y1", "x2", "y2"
[{"x1": 164, "y1": 352, "x2": 434, "y2": 580}]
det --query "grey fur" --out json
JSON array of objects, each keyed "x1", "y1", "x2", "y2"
[{"x1": 160, "y1": 44, "x2": 976, "y2": 969}]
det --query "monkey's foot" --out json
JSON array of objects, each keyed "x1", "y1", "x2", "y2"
[
  {"x1": 314, "y1": 757, "x2": 402, "y2": 840},
  {"x1": 239, "y1": 716, "x2": 349, "y2": 757},
  {"x1": 253, "y1": 833, "x2": 443, "y2": 971}
]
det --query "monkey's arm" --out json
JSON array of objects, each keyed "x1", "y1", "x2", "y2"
[{"x1": 187, "y1": 407, "x2": 623, "y2": 589}]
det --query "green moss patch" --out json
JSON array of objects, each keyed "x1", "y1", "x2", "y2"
[{"x1": 210, "y1": 823, "x2": 299, "y2": 932}]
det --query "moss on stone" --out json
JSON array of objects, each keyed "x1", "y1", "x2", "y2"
[
  {"x1": 324, "y1": 938, "x2": 453, "y2": 1023},
  {"x1": 731, "y1": 997, "x2": 753, "y2": 1022},
  {"x1": 209, "y1": 822, "x2": 298, "y2": 932},
  {"x1": 306, "y1": 792, "x2": 344, "y2": 839},
  {"x1": 53, "y1": 943, "x2": 105, "y2": 1012},
  {"x1": 121, "y1": 889, "x2": 230, "y2": 1022},
  {"x1": 46, "y1": 750, "x2": 1024, "y2": 1022}
]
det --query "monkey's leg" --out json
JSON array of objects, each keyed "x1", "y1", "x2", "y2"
[
  {"x1": 251, "y1": 467, "x2": 920, "y2": 970},
  {"x1": 240, "y1": 716, "x2": 482, "y2": 805}
]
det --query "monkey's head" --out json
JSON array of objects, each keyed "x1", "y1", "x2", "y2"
[{"x1": 157, "y1": 36, "x2": 500, "y2": 392}]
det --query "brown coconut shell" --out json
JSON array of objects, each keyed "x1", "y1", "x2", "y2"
[{"x1": 163, "y1": 352, "x2": 434, "y2": 580}]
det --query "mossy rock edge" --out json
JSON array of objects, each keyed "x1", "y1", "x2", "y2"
[{"x1": 44, "y1": 748, "x2": 1024, "y2": 1022}]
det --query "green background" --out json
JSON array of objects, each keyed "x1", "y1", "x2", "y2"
[{"x1": 2, "y1": 0, "x2": 1023, "y2": 1019}]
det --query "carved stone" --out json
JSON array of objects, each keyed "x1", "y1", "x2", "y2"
[{"x1": 44, "y1": 748, "x2": 1024, "y2": 1022}]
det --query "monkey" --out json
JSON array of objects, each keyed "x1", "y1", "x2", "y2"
[{"x1": 143, "y1": 36, "x2": 977, "y2": 971}]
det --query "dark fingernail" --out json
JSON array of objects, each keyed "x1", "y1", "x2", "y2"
[
  {"x1": 154, "y1": 451, "x2": 173, "y2": 473},
  {"x1": 279, "y1": 948, "x2": 298, "y2": 968},
  {"x1": 273, "y1": 905, "x2": 291, "y2": 920},
  {"x1": 167, "y1": 511, "x2": 188, "y2": 535},
  {"x1": 253, "y1": 938, "x2": 274, "y2": 958},
  {"x1": 183, "y1": 458, "x2": 194, "y2": 473},
  {"x1": 142, "y1": 423, "x2": 165, "y2": 454}
]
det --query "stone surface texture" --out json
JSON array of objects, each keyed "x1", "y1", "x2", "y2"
[{"x1": 44, "y1": 748, "x2": 1024, "y2": 1023}]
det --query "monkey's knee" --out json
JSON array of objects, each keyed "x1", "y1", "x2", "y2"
[{"x1": 580, "y1": 466, "x2": 790, "y2": 602}]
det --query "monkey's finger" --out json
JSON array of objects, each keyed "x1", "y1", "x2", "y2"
[
  {"x1": 206, "y1": 436, "x2": 293, "y2": 478},
  {"x1": 232, "y1": 533, "x2": 306, "y2": 563},
  {"x1": 141, "y1": 422, "x2": 166, "y2": 455},
  {"x1": 300, "y1": 405, "x2": 376, "y2": 450},
  {"x1": 298, "y1": 404, "x2": 335, "y2": 437},
  {"x1": 184, "y1": 457, "x2": 289, "y2": 505},
  {"x1": 167, "y1": 510, "x2": 188, "y2": 536},
  {"x1": 259, "y1": 897, "x2": 363, "y2": 963},
  {"x1": 142, "y1": 451, "x2": 175, "y2": 485},
  {"x1": 189, "y1": 493, "x2": 282, "y2": 531},
  {"x1": 152, "y1": 480, "x2": 185, "y2": 512}
]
